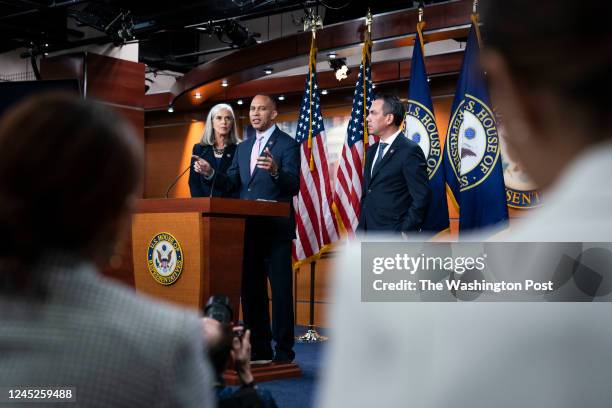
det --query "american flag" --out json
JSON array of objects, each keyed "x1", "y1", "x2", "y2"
[
  {"x1": 333, "y1": 37, "x2": 374, "y2": 235},
  {"x1": 292, "y1": 36, "x2": 340, "y2": 265}
]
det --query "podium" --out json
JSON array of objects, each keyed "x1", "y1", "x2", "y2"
[
  {"x1": 131, "y1": 197, "x2": 288, "y2": 313},
  {"x1": 130, "y1": 197, "x2": 302, "y2": 383}
]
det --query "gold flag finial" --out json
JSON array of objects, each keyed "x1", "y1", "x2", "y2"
[
  {"x1": 416, "y1": 5, "x2": 426, "y2": 52},
  {"x1": 304, "y1": 8, "x2": 323, "y2": 38},
  {"x1": 366, "y1": 9, "x2": 372, "y2": 33},
  {"x1": 472, "y1": 0, "x2": 479, "y2": 14}
]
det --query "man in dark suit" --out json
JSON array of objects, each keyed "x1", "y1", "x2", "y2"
[
  {"x1": 358, "y1": 94, "x2": 431, "y2": 234},
  {"x1": 194, "y1": 94, "x2": 300, "y2": 363}
]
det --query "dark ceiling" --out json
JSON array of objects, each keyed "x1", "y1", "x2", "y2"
[{"x1": 0, "y1": 0, "x2": 446, "y2": 73}]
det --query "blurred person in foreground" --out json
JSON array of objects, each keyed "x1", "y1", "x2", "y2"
[
  {"x1": 0, "y1": 94, "x2": 215, "y2": 407},
  {"x1": 317, "y1": 1, "x2": 612, "y2": 407},
  {"x1": 190, "y1": 103, "x2": 240, "y2": 198}
]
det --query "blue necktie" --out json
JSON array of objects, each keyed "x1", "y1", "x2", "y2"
[{"x1": 372, "y1": 142, "x2": 388, "y2": 175}]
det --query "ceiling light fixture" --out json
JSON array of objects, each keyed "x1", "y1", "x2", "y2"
[{"x1": 221, "y1": 79, "x2": 228, "y2": 87}]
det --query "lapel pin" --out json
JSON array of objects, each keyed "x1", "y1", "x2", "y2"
[{"x1": 389, "y1": 149, "x2": 395, "y2": 154}]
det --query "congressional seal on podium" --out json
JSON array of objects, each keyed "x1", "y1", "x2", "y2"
[{"x1": 147, "y1": 232, "x2": 184, "y2": 285}]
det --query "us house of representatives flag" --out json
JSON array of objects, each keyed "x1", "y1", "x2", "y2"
[
  {"x1": 442, "y1": 16, "x2": 508, "y2": 233},
  {"x1": 404, "y1": 21, "x2": 449, "y2": 234}
]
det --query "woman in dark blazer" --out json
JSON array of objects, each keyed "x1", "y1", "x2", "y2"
[{"x1": 189, "y1": 103, "x2": 241, "y2": 198}]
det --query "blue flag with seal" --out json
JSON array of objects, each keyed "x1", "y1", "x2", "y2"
[
  {"x1": 443, "y1": 16, "x2": 508, "y2": 233},
  {"x1": 404, "y1": 21, "x2": 449, "y2": 234}
]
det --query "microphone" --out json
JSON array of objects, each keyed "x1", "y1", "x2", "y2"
[
  {"x1": 164, "y1": 163, "x2": 191, "y2": 199},
  {"x1": 165, "y1": 150, "x2": 208, "y2": 198},
  {"x1": 208, "y1": 167, "x2": 217, "y2": 198}
]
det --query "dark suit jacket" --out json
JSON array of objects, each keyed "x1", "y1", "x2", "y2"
[
  {"x1": 189, "y1": 143, "x2": 238, "y2": 198},
  {"x1": 357, "y1": 135, "x2": 431, "y2": 233},
  {"x1": 213, "y1": 126, "x2": 300, "y2": 240}
]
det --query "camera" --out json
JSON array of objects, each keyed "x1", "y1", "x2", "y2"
[
  {"x1": 203, "y1": 295, "x2": 233, "y2": 324},
  {"x1": 203, "y1": 295, "x2": 244, "y2": 338}
]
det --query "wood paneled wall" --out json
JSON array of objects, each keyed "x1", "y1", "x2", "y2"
[
  {"x1": 41, "y1": 52, "x2": 145, "y2": 288},
  {"x1": 145, "y1": 121, "x2": 204, "y2": 198}
]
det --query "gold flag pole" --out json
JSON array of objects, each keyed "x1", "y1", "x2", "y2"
[
  {"x1": 297, "y1": 9, "x2": 328, "y2": 344},
  {"x1": 362, "y1": 9, "x2": 373, "y2": 166},
  {"x1": 471, "y1": 0, "x2": 482, "y2": 48},
  {"x1": 303, "y1": 10, "x2": 322, "y2": 172}
]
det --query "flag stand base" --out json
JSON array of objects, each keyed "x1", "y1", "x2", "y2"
[{"x1": 297, "y1": 326, "x2": 328, "y2": 343}]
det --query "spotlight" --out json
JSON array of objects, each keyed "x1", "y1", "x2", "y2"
[
  {"x1": 263, "y1": 67, "x2": 273, "y2": 75},
  {"x1": 167, "y1": 105, "x2": 174, "y2": 113},
  {"x1": 372, "y1": 83, "x2": 376, "y2": 89},
  {"x1": 195, "y1": 92, "x2": 202, "y2": 99},
  {"x1": 321, "y1": 89, "x2": 328, "y2": 95},
  {"x1": 329, "y1": 58, "x2": 350, "y2": 81},
  {"x1": 221, "y1": 79, "x2": 228, "y2": 87},
  {"x1": 237, "y1": 99, "x2": 243, "y2": 105},
  {"x1": 328, "y1": 51, "x2": 337, "y2": 59},
  {"x1": 219, "y1": 20, "x2": 260, "y2": 48},
  {"x1": 278, "y1": 95, "x2": 285, "y2": 101},
  {"x1": 427, "y1": 77, "x2": 431, "y2": 82}
]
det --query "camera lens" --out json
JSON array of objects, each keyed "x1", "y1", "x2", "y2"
[{"x1": 203, "y1": 295, "x2": 234, "y2": 324}]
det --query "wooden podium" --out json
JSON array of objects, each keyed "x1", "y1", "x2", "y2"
[
  {"x1": 130, "y1": 197, "x2": 301, "y2": 383},
  {"x1": 131, "y1": 197, "x2": 288, "y2": 313}
]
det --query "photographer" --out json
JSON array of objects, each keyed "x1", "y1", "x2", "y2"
[{"x1": 202, "y1": 298, "x2": 278, "y2": 408}]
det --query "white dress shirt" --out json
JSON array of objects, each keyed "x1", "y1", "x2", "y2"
[{"x1": 370, "y1": 129, "x2": 402, "y2": 176}]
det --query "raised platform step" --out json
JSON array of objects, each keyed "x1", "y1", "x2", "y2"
[{"x1": 223, "y1": 362, "x2": 302, "y2": 385}]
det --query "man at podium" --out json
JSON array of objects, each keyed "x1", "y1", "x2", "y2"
[{"x1": 193, "y1": 94, "x2": 300, "y2": 363}]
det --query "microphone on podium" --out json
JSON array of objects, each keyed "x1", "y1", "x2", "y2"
[
  {"x1": 208, "y1": 166, "x2": 217, "y2": 198},
  {"x1": 164, "y1": 163, "x2": 192, "y2": 199},
  {"x1": 164, "y1": 151, "x2": 217, "y2": 198}
]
